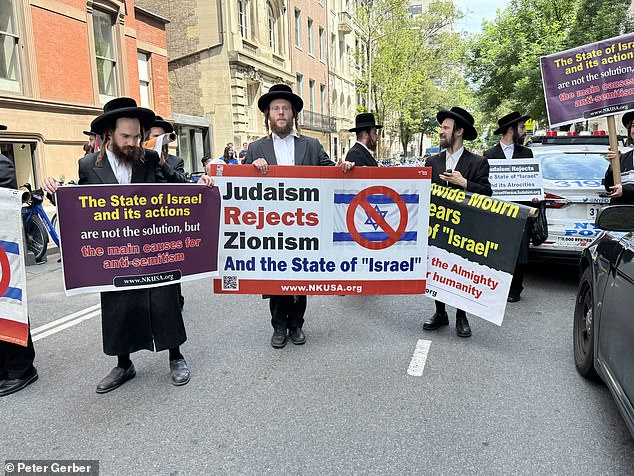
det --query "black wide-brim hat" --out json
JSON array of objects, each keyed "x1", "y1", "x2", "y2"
[
  {"x1": 494, "y1": 111, "x2": 531, "y2": 135},
  {"x1": 437, "y1": 106, "x2": 477, "y2": 141},
  {"x1": 91, "y1": 97, "x2": 155, "y2": 135},
  {"x1": 349, "y1": 113, "x2": 383, "y2": 133},
  {"x1": 0, "y1": 124, "x2": 7, "y2": 131},
  {"x1": 622, "y1": 111, "x2": 634, "y2": 128},
  {"x1": 150, "y1": 115, "x2": 174, "y2": 134},
  {"x1": 258, "y1": 84, "x2": 303, "y2": 113},
  {"x1": 83, "y1": 130, "x2": 96, "y2": 137}
]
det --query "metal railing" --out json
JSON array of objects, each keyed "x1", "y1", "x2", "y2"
[{"x1": 298, "y1": 110, "x2": 337, "y2": 132}]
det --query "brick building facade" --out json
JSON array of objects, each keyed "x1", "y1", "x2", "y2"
[{"x1": 0, "y1": 0, "x2": 170, "y2": 185}]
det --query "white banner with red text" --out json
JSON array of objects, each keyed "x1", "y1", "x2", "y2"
[{"x1": 209, "y1": 165, "x2": 431, "y2": 295}]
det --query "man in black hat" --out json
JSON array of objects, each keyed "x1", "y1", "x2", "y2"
[
  {"x1": 484, "y1": 112, "x2": 534, "y2": 303},
  {"x1": 345, "y1": 113, "x2": 383, "y2": 166},
  {"x1": 0, "y1": 123, "x2": 38, "y2": 397},
  {"x1": 43, "y1": 98, "x2": 214, "y2": 393},
  {"x1": 147, "y1": 115, "x2": 187, "y2": 184},
  {"x1": 82, "y1": 130, "x2": 97, "y2": 156},
  {"x1": 245, "y1": 84, "x2": 354, "y2": 348},
  {"x1": 424, "y1": 107, "x2": 492, "y2": 338},
  {"x1": 605, "y1": 111, "x2": 634, "y2": 204}
]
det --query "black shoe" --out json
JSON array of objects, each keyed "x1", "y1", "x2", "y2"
[
  {"x1": 169, "y1": 358, "x2": 190, "y2": 386},
  {"x1": 423, "y1": 311, "x2": 449, "y2": 330},
  {"x1": 271, "y1": 329, "x2": 288, "y2": 348},
  {"x1": 0, "y1": 368, "x2": 38, "y2": 397},
  {"x1": 96, "y1": 364, "x2": 136, "y2": 394},
  {"x1": 507, "y1": 293, "x2": 521, "y2": 303},
  {"x1": 289, "y1": 328, "x2": 306, "y2": 345},
  {"x1": 456, "y1": 315, "x2": 472, "y2": 338}
]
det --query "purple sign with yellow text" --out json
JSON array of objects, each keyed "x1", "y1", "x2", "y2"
[
  {"x1": 540, "y1": 33, "x2": 634, "y2": 127},
  {"x1": 56, "y1": 184, "x2": 220, "y2": 295}
]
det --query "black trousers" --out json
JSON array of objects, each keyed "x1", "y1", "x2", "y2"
[
  {"x1": 510, "y1": 262, "x2": 525, "y2": 297},
  {"x1": 0, "y1": 329, "x2": 35, "y2": 379},
  {"x1": 269, "y1": 295, "x2": 307, "y2": 331},
  {"x1": 434, "y1": 300, "x2": 466, "y2": 319}
]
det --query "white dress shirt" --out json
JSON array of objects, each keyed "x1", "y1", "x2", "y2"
[
  {"x1": 272, "y1": 130, "x2": 298, "y2": 166},
  {"x1": 445, "y1": 146, "x2": 464, "y2": 171},
  {"x1": 500, "y1": 141, "x2": 515, "y2": 160},
  {"x1": 105, "y1": 148, "x2": 132, "y2": 184}
]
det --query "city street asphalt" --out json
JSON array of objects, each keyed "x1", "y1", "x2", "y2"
[{"x1": 2, "y1": 253, "x2": 633, "y2": 475}]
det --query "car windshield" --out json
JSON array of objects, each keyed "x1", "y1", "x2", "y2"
[{"x1": 538, "y1": 153, "x2": 608, "y2": 180}]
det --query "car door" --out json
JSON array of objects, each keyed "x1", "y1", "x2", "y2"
[{"x1": 598, "y1": 233, "x2": 634, "y2": 404}]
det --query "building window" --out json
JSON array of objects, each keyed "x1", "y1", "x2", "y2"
[
  {"x1": 137, "y1": 51, "x2": 151, "y2": 108},
  {"x1": 246, "y1": 82, "x2": 257, "y2": 130},
  {"x1": 0, "y1": 0, "x2": 21, "y2": 92},
  {"x1": 320, "y1": 84, "x2": 326, "y2": 115},
  {"x1": 93, "y1": 9, "x2": 118, "y2": 103},
  {"x1": 296, "y1": 74, "x2": 304, "y2": 102},
  {"x1": 307, "y1": 18, "x2": 314, "y2": 56},
  {"x1": 238, "y1": 0, "x2": 249, "y2": 39},
  {"x1": 266, "y1": 2, "x2": 277, "y2": 52},
  {"x1": 309, "y1": 80, "x2": 315, "y2": 112},
  {"x1": 318, "y1": 27, "x2": 324, "y2": 62},
  {"x1": 330, "y1": 34, "x2": 336, "y2": 68},
  {"x1": 294, "y1": 9, "x2": 301, "y2": 48}
]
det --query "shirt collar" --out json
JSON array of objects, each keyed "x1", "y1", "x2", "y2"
[
  {"x1": 355, "y1": 140, "x2": 373, "y2": 154},
  {"x1": 271, "y1": 130, "x2": 299, "y2": 141},
  {"x1": 447, "y1": 146, "x2": 464, "y2": 159},
  {"x1": 500, "y1": 141, "x2": 514, "y2": 150}
]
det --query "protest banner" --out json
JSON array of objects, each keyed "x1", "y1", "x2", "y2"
[
  {"x1": 540, "y1": 33, "x2": 634, "y2": 127},
  {"x1": 489, "y1": 159, "x2": 544, "y2": 201},
  {"x1": 56, "y1": 183, "x2": 220, "y2": 295},
  {"x1": 209, "y1": 165, "x2": 431, "y2": 295},
  {"x1": 425, "y1": 184, "x2": 532, "y2": 325},
  {"x1": 0, "y1": 188, "x2": 29, "y2": 346}
]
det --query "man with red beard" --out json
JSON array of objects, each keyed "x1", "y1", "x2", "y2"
[
  {"x1": 244, "y1": 84, "x2": 354, "y2": 348},
  {"x1": 43, "y1": 98, "x2": 214, "y2": 393},
  {"x1": 424, "y1": 107, "x2": 492, "y2": 338}
]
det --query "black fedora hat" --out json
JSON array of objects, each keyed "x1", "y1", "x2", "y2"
[
  {"x1": 622, "y1": 110, "x2": 634, "y2": 128},
  {"x1": 349, "y1": 113, "x2": 383, "y2": 133},
  {"x1": 437, "y1": 107, "x2": 477, "y2": 141},
  {"x1": 91, "y1": 97, "x2": 155, "y2": 135},
  {"x1": 257, "y1": 84, "x2": 303, "y2": 113},
  {"x1": 149, "y1": 115, "x2": 174, "y2": 134},
  {"x1": 83, "y1": 130, "x2": 96, "y2": 137},
  {"x1": 494, "y1": 111, "x2": 531, "y2": 135},
  {"x1": 0, "y1": 124, "x2": 6, "y2": 131}
]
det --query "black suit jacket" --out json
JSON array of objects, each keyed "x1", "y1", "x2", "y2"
[
  {"x1": 157, "y1": 154, "x2": 187, "y2": 183},
  {"x1": 244, "y1": 135, "x2": 333, "y2": 166},
  {"x1": 483, "y1": 143, "x2": 533, "y2": 159},
  {"x1": 604, "y1": 149, "x2": 634, "y2": 204},
  {"x1": 78, "y1": 149, "x2": 162, "y2": 185},
  {"x1": 345, "y1": 142, "x2": 378, "y2": 167},
  {"x1": 426, "y1": 149, "x2": 492, "y2": 196},
  {"x1": 0, "y1": 154, "x2": 18, "y2": 189}
]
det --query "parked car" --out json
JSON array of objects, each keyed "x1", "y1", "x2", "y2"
[
  {"x1": 529, "y1": 147, "x2": 612, "y2": 263},
  {"x1": 574, "y1": 205, "x2": 634, "y2": 438}
]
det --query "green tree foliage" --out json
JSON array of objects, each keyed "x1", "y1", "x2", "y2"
[
  {"x1": 467, "y1": 0, "x2": 634, "y2": 128},
  {"x1": 355, "y1": 0, "x2": 464, "y2": 156}
]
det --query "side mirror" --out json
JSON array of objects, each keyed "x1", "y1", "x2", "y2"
[{"x1": 596, "y1": 205, "x2": 634, "y2": 232}]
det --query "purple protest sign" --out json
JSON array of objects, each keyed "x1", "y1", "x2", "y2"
[
  {"x1": 540, "y1": 33, "x2": 634, "y2": 127},
  {"x1": 56, "y1": 183, "x2": 220, "y2": 295}
]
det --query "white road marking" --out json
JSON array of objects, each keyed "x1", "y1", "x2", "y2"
[
  {"x1": 31, "y1": 304, "x2": 101, "y2": 341},
  {"x1": 407, "y1": 339, "x2": 432, "y2": 377}
]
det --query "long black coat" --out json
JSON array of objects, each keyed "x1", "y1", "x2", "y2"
[
  {"x1": 483, "y1": 143, "x2": 535, "y2": 263},
  {"x1": 604, "y1": 149, "x2": 634, "y2": 204},
  {"x1": 156, "y1": 154, "x2": 187, "y2": 183},
  {"x1": 78, "y1": 150, "x2": 186, "y2": 356},
  {"x1": 345, "y1": 142, "x2": 378, "y2": 167}
]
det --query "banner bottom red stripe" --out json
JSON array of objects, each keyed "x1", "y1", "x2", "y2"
[
  {"x1": 213, "y1": 279, "x2": 426, "y2": 295},
  {"x1": 0, "y1": 318, "x2": 28, "y2": 346}
]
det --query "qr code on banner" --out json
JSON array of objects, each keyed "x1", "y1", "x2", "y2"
[{"x1": 222, "y1": 275, "x2": 239, "y2": 291}]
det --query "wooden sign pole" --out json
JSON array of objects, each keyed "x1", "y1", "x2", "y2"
[{"x1": 607, "y1": 115, "x2": 621, "y2": 185}]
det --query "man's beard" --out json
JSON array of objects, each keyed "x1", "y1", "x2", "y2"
[
  {"x1": 512, "y1": 128, "x2": 526, "y2": 146},
  {"x1": 439, "y1": 132, "x2": 455, "y2": 150},
  {"x1": 111, "y1": 140, "x2": 144, "y2": 165},
  {"x1": 270, "y1": 117, "x2": 293, "y2": 137}
]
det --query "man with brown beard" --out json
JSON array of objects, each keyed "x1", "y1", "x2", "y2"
[
  {"x1": 244, "y1": 84, "x2": 354, "y2": 348},
  {"x1": 43, "y1": 98, "x2": 214, "y2": 393}
]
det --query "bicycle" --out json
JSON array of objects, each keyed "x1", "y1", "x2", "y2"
[{"x1": 21, "y1": 182, "x2": 60, "y2": 262}]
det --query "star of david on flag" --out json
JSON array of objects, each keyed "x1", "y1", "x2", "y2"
[{"x1": 332, "y1": 186, "x2": 420, "y2": 249}]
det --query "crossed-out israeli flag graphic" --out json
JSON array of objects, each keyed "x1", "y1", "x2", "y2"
[
  {"x1": 332, "y1": 187, "x2": 420, "y2": 246},
  {"x1": 1, "y1": 240, "x2": 23, "y2": 304}
]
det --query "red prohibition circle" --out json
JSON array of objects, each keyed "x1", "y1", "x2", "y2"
[
  {"x1": 345, "y1": 186, "x2": 408, "y2": 250},
  {"x1": 0, "y1": 246, "x2": 11, "y2": 297}
]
